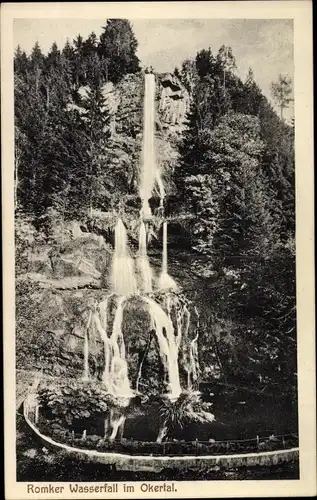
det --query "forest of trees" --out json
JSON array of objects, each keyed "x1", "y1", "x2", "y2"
[
  {"x1": 14, "y1": 19, "x2": 141, "y2": 217},
  {"x1": 14, "y1": 20, "x2": 296, "y2": 393},
  {"x1": 173, "y1": 47, "x2": 296, "y2": 390}
]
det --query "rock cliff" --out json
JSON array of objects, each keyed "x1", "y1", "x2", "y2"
[{"x1": 16, "y1": 72, "x2": 218, "y2": 389}]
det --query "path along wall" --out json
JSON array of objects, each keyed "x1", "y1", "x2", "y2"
[{"x1": 24, "y1": 402, "x2": 299, "y2": 473}]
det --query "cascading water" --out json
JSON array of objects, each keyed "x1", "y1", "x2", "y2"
[
  {"x1": 137, "y1": 221, "x2": 153, "y2": 294},
  {"x1": 96, "y1": 296, "x2": 113, "y2": 388},
  {"x1": 155, "y1": 169, "x2": 165, "y2": 206},
  {"x1": 93, "y1": 309, "x2": 112, "y2": 389},
  {"x1": 93, "y1": 296, "x2": 133, "y2": 398},
  {"x1": 83, "y1": 310, "x2": 92, "y2": 380},
  {"x1": 188, "y1": 333, "x2": 199, "y2": 390},
  {"x1": 143, "y1": 296, "x2": 182, "y2": 399},
  {"x1": 109, "y1": 296, "x2": 133, "y2": 397},
  {"x1": 140, "y1": 73, "x2": 156, "y2": 217},
  {"x1": 158, "y1": 221, "x2": 178, "y2": 290},
  {"x1": 111, "y1": 218, "x2": 137, "y2": 296},
  {"x1": 111, "y1": 296, "x2": 126, "y2": 359},
  {"x1": 81, "y1": 71, "x2": 203, "y2": 432}
]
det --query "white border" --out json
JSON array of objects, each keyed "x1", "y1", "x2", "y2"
[{"x1": 2, "y1": 2, "x2": 315, "y2": 499}]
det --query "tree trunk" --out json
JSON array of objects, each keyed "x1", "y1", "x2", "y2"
[
  {"x1": 46, "y1": 86, "x2": 50, "y2": 109},
  {"x1": 117, "y1": 418, "x2": 125, "y2": 442},
  {"x1": 156, "y1": 421, "x2": 168, "y2": 443},
  {"x1": 104, "y1": 417, "x2": 109, "y2": 439}
]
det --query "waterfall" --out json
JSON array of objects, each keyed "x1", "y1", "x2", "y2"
[
  {"x1": 188, "y1": 333, "x2": 199, "y2": 390},
  {"x1": 83, "y1": 310, "x2": 92, "y2": 380},
  {"x1": 158, "y1": 221, "x2": 178, "y2": 290},
  {"x1": 109, "y1": 297, "x2": 134, "y2": 397},
  {"x1": 111, "y1": 218, "x2": 137, "y2": 296},
  {"x1": 137, "y1": 221, "x2": 153, "y2": 294},
  {"x1": 176, "y1": 303, "x2": 191, "y2": 350},
  {"x1": 143, "y1": 297, "x2": 182, "y2": 399},
  {"x1": 155, "y1": 169, "x2": 165, "y2": 205},
  {"x1": 93, "y1": 296, "x2": 133, "y2": 398},
  {"x1": 140, "y1": 73, "x2": 156, "y2": 217},
  {"x1": 111, "y1": 296, "x2": 126, "y2": 359},
  {"x1": 96, "y1": 295, "x2": 113, "y2": 388},
  {"x1": 187, "y1": 306, "x2": 200, "y2": 389}
]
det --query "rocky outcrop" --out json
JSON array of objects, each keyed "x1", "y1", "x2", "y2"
[
  {"x1": 158, "y1": 73, "x2": 190, "y2": 130},
  {"x1": 19, "y1": 219, "x2": 113, "y2": 290},
  {"x1": 70, "y1": 71, "x2": 189, "y2": 140}
]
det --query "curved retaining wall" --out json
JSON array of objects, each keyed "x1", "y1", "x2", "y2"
[{"x1": 23, "y1": 403, "x2": 299, "y2": 472}]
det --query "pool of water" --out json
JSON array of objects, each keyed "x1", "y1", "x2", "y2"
[{"x1": 116, "y1": 384, "x2": 298, "y2": 442}]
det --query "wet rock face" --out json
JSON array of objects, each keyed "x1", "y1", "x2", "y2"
[
  {"x1": 100, "y1": 72, "x2": 189, "y2": 138},
  {"x1": 157, "y1": 73, "x2": 190, "y2": 130}
]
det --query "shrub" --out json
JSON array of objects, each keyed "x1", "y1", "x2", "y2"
[{"x1": 37, "y1": 379, "x2": 110, "y2": 428}]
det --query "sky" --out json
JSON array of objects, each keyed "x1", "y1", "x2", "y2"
[{"x1": 14, "y1": 18, "x2": 294, "y2": 120}]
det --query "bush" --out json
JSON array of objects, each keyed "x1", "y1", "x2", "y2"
[{"x1": 37, "y1": 379, "x2": 110, "y2": 428}]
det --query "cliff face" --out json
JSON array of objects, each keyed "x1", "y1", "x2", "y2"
[
  {"x1": 15, "y1": 216, "x2": 217, "y2": 388},
  {"x1": 157, "y1": 73, "x2": 190, "y2": 132},
  {"x1": 94, "y1": 72, "x2": 190, "y2": 137},
  {"x1": 16, "y1": 73, "x2": 215, "y2": 390}
]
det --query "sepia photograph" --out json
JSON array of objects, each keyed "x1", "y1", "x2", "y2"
[{"x1": 2, "y1": 1, "x2": 315, "y2": 498}]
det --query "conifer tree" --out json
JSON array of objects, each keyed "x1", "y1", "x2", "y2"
[
  {"x1": 62, "y1": 39, "x2": 76, "y2": 86},
  {"x1": 73, "y1": 34, "x2": 85, "y2": 87},
  {"x1": 30, "y1": 41, "x2": 45, "y2": 92},
  {"x1": 271, "y1": 74, "x2": 293, "y2": 120},
  {"x1": 14, "y1": 46, "x2": 29, "y2": 76},
  {"x1": 98, "y1": 19, "x2": 140, "y2": 83}
]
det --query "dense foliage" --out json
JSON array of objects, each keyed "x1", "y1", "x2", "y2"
[
  {"x1": 174, "y1": 46, "x2": 296, "y2": 392},
  {"x1": 37, "y1": 379, "x2": 131, "y2": 429},
  {"x1": 38, "y1": 380, "x2": 109, "y2": 427},
  {"x1": 14, "y1": 19, "x2": 141, "y2": 218},
  {"x1": 157, "y1": 391, "x2": 214, "y2": 441}
]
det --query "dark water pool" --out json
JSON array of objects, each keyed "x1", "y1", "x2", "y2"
[{"x1": 121, "y1": 384, "x2": 298, "y2": 442}]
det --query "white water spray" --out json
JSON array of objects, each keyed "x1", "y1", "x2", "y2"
[
  {"x1": 83, "y1": 310, "x2": 92, "y2": 380},
  {"x1": 158, "y1": 221, "x2": 178, "y2": 290},
  {"x1": 109, "y1": 297, "x2": 134, "y2": 397},
  {"x1": 188, "y1": 333, "x2": 199, "y2": 389},
  {"x1": 95, "y1": 296, "x2": 113, "y2": 388},
  {"x1": 111, "y1": 218, "x2": 137, "y2": 296},
  {"x1": 93, "y1": 296, "x2": 133, "y2": 398},
  {"x1": 143, "y1": 296, "x2": 181, "y2": 399},
  {"x1": 155, "y1": 169, "x2": 165, "y2": 205},
  {"x1": 140, "y1": 73, "x2": 156, "y2": 217},
  {"x1": 137, "y1": 221, "x2": 153, "y2": 294}
]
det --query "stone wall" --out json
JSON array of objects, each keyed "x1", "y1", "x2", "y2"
[{"x1": 23, "y1": 405, "x2": 300, "y2": 473}]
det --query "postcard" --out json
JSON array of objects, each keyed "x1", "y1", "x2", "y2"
[{"x1": 1, "y1": 1, "x2": 315, "y2": 498}]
